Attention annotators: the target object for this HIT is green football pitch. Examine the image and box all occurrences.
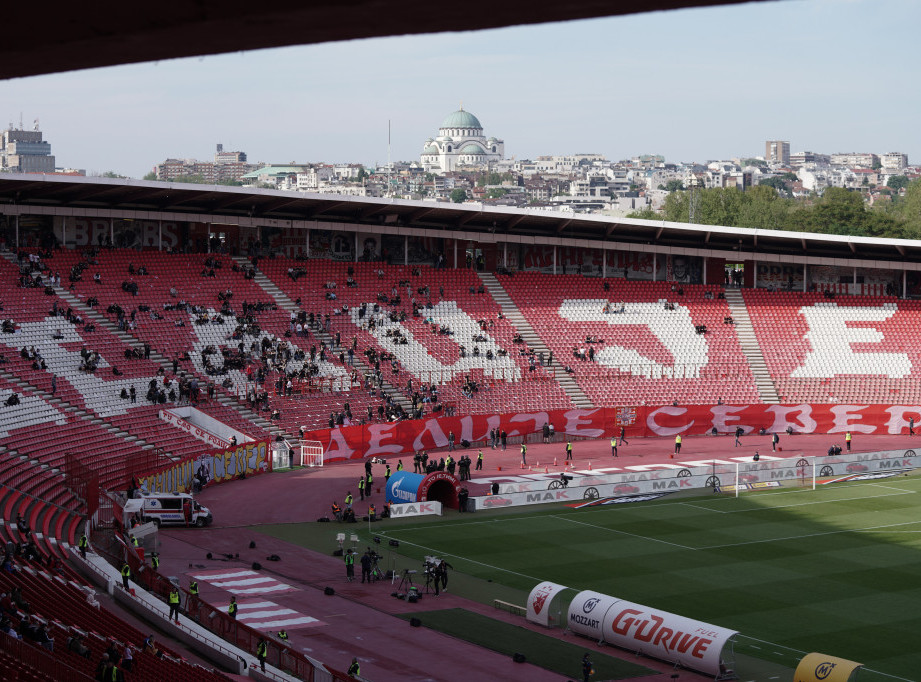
[370,476,921,679]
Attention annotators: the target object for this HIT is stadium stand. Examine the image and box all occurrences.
[743,288,921,404]
[259,258,574,415]
[498,272,761,406]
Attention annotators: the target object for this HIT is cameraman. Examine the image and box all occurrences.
[360,549,373,584]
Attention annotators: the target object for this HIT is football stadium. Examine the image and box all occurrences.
[2,3,921,682]
[2,173,921,682]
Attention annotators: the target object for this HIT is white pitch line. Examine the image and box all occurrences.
[551,515,697,551]
[698,520,921,550]
[384,537,545,583]
[678,502,727,514]
[716,489,916,514]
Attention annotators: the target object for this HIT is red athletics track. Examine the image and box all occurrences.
[155,432,913,681]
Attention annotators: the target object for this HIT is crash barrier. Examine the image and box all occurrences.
[472,448,921,508]
[304,404,921,461]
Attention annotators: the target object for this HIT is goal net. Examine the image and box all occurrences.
[300,440,324,467]
[719,454,816,496]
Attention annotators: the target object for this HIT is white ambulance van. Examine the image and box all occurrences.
[129,492,213,527]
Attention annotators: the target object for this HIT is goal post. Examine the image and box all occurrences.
[724,454,816,496]
[300,440,324,467]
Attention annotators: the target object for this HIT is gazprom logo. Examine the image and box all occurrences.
[391,479,415,502]
[815,662,836,679]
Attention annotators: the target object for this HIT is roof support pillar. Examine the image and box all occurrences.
[404,235,409,266]
[602,248,606,279]
[803,263,808,293]
[503,242,508,268]
[110,217,114,247]
[158,220,162,251]
[553,245,557,276]
[652,252,656,282]
[903,269,907,299]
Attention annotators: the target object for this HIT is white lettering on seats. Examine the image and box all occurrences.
[351,300,520,383]
[791,303,910,378]
[557,300,708,378]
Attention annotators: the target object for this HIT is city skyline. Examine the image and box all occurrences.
[0,0,917,179]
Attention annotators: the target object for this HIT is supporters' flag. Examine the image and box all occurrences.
[615,407,637,426]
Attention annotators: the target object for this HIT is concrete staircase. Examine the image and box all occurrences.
[723,288,781,404]
[232,256,414,416]
[476,271,593,408]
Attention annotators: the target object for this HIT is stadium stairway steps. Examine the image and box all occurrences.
[723,288,780,404]
[477,271,593,408]
[234,255,415,416]
[0,364,173,466]
[53,279,288,443]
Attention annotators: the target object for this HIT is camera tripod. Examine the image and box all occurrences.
[398,569,417,593]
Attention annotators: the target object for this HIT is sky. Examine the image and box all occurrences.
[0,0,917,179]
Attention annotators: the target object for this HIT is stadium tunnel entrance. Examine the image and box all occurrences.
[419,471,461,509]
[423,478,459,509]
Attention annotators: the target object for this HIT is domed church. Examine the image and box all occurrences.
[420,107,504,174]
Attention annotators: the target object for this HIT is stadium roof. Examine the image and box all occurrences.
[2,173,921,266]
[0,1,774,81]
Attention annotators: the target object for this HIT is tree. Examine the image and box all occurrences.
[887,175,910,191]
[625,207,659,219]
[664,179,684,192]
[170,174,208,184]
[356,168,368,182]
[101,170,126,178]
[759,177,791,197]
[217,178,243,186]
[484,188,509,199]
[450,188,467,203]
[143,171,158,181]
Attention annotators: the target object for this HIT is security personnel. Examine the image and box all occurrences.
[78,533,89,559]
[168,587,181,621]
[331,501,343,521]
[565,440,573,460]
[150,552,160,570]
[130,535,139,548]
[520,442,527,467]
[846,431,852,451]
[385,464,391,483]
[345,492,353,510]
[358,477,365,501]
[277,630,288,642]
[344,549,355,581]
[188,579,199,612]
[348,657,360,678]
[228,595,238,619]
[366,473,373,497]
[610,437,618,458]
[121,562,131,590]
[674,434,682,455]
[396,459,403,471]
[256,638,268,672]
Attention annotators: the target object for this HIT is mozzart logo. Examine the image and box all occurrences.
[583,598,601,614]
[815,662,837,679]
